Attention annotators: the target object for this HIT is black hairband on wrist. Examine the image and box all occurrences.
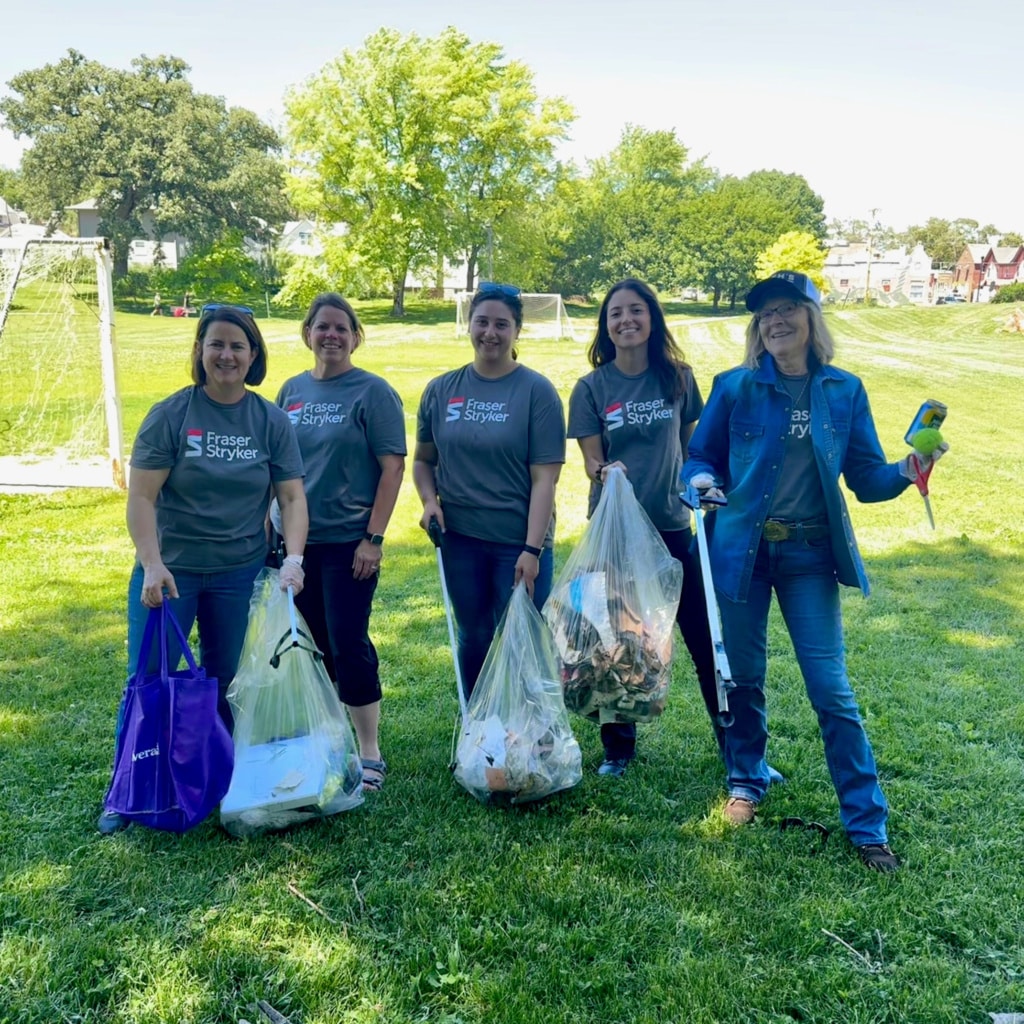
[522,544,543,557]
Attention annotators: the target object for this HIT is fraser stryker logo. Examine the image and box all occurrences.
[446,397,465,422]
[286,402,303,426]
[185,429,203,456]
[605,402,624,430]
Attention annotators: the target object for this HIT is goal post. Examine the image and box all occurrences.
[455,291,577,341]
[0,237,125,490]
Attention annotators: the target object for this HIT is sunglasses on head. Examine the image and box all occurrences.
[477,281,521,299]
[201,303,255,317]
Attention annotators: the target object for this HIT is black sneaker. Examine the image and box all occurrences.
[97,810,130,835]
[857,843,900,873]
[597,758,630,778]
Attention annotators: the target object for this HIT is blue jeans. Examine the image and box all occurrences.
[126,554,266,727]
[716,536,889,846]
[441,530,553,698]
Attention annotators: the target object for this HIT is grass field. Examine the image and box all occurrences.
[1,300,1023,1023]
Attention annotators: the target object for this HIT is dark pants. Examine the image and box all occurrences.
[441,530,554,699]
[294,540,381,707]
[601,528,718,761]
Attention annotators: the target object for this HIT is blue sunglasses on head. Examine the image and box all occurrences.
[477,281,521,298]
[201,303,255,317]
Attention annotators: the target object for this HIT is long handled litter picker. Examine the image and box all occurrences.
[427,519,471,765]
[680,484,734,729]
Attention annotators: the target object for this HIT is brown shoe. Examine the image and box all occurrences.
[857,843,900,873]
[723,797,757,825]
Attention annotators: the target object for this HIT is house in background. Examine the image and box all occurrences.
[823,240,936,305]
[953,243,1024,301]
[67,198,189,269]
[0,197,71,245]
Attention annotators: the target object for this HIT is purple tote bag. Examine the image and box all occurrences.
[103,599,234,832]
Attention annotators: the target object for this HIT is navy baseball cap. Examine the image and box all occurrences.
[745,271,822,312]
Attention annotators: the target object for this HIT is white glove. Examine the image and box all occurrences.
[690,472,717,490]
[279,556,305,595]
[899,441,949,480]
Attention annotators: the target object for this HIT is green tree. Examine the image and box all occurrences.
[1,50,290,277]
[285,27,573,316]
[900,217,983,267]
[756,231,827,292]
[744,169,827,240]
[167,232,260,305]
[679,173,822,310]
[0,166,29,214]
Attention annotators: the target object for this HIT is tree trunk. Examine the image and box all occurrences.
[728,288,737,310]
[712,284,721,311]
[465,245,479,292]
[390,276,406,317]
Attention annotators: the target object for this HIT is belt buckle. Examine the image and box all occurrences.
[763,521,789,542]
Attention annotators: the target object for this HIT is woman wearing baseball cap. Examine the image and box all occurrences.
[682,270,947,872]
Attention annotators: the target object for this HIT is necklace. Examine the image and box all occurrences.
[780,373,809,407]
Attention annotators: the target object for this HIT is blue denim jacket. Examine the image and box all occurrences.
[684,357,910,602]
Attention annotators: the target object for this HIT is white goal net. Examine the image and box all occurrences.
[455,291,577,341]
[0,237,124,490]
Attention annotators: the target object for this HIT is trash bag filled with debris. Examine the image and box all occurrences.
[454,583,583,805]
[220,569,363,836]
[543,468,682,724]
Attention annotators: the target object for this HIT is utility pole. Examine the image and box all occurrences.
[864,207,880,304]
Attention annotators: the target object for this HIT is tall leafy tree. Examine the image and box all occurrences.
[285,27,574,316]
[1,50,289,277]
[586,126,716,293]
[679,172,824,309]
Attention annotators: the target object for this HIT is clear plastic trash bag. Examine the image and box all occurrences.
[454,583,583,805]
[220,569,363,836]
[543,467,683,724]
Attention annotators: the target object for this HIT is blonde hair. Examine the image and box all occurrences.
[742,299,835,370]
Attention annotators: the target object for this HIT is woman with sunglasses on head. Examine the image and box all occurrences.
[98,304,307,834]
[682,271,948,872]
[274,294,405,794]
[569,278,724,778]
[414,283,565,698]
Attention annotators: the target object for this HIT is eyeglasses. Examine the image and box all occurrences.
[201,303,255,317]
[755,301,799,325]
[477,281,521,299]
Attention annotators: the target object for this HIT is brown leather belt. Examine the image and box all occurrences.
[762,520,830,542]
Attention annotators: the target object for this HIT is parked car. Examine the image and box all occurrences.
[937,294,966,305]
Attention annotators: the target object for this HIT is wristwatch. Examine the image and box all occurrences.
[364,532,385,545]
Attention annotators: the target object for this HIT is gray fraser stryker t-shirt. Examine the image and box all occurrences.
[416,363,565,546]
[568,363,704,531]
[131,386,304,572]
[276,368,407,545]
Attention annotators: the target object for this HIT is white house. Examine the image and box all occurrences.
[824,240,936,305]
[67,199,188,269]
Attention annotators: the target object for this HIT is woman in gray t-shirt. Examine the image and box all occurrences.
[98,305,308,834]
[276,293,406,794]
[567,279,716,778]
[414,285,565,698]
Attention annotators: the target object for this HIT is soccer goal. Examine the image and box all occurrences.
[455,291,577,341]
[0,237,125,490]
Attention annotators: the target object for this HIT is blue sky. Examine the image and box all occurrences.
[2,0,1020,232]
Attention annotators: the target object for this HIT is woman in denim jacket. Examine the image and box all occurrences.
[683,271,947,872]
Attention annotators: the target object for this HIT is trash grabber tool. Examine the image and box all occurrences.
[680,484,734,728]
[427,518,470,732]
[908,455,936,529]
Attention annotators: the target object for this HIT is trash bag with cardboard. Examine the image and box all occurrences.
[220,569,363,836]
[542,467,683,724]
[454,582,582,805]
